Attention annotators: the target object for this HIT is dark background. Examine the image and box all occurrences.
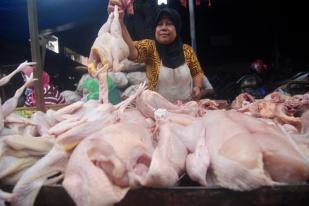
[0,0,308,100]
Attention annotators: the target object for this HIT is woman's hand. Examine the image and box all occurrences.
[108,0,125,23]
[192,86,202,100]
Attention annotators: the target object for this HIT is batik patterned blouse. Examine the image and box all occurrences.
[134,39,204,90]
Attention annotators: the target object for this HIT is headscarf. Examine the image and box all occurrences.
[21,66,50,87]
[154,7,185,69]
[21,66,65,107]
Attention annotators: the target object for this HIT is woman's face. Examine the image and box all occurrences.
[155,15,177,45]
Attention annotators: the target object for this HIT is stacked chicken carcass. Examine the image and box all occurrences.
[1,61,308,206]
[1,6,309,206]
[1,66,309,206]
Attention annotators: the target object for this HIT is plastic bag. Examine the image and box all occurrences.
[108,72,128,89]
[83,78,99,101]
[126,72,147,85]
[82,76,121,104]
[107,75,122,104]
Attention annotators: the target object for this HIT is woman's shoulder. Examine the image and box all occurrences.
[182,44,196,60]
[135,39,155,47]
[182,43,194,52]
[134,39,157,54]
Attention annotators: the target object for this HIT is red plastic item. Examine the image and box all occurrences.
[179,0,212,8]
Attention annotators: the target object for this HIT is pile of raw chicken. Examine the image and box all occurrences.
[1,5,309,206]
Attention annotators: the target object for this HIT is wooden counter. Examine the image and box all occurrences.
[1,184,309,206]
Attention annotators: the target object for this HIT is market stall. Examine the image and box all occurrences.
[1,1,309,206]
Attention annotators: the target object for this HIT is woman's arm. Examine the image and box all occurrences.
[183,44,205,100]
[192,73,203,100]
[200,74,215,98]
[121,23,138,60]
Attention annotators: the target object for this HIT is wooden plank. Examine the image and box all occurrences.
[119,186,309,206]
[1,185,309,206]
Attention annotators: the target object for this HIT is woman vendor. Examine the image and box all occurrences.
[108,0,213,102]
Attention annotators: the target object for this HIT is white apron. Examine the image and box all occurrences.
[157,62,193,102]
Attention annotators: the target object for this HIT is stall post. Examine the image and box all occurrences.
[27,0,46,112]
[188,0,197,51]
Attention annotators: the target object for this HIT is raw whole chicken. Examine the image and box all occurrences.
[88,5,129,73]
[203,110,309,190]
[63,122,153,206]
[232,93,308,131]
[9,145,69,206]
[0,61,37,132]
[141,108,210,187]
[0,61,35,87]
[136,90,199,118]
[2,73,37,118]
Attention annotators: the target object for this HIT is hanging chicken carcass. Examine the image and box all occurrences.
[88,5,129,73]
